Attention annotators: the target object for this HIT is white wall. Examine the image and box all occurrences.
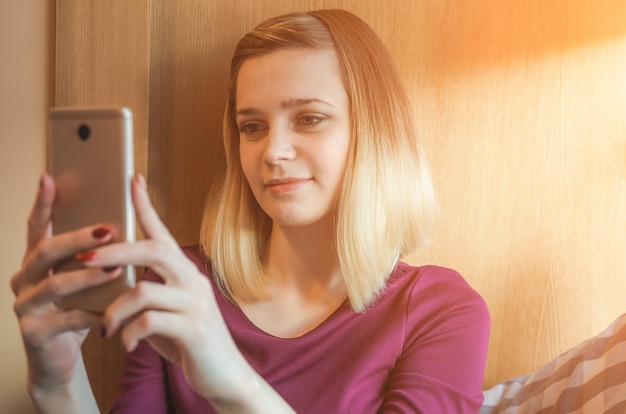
[0,1,50,412]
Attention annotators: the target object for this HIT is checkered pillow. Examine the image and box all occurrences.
[481,313,626,413]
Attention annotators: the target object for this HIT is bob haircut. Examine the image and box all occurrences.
[200,9,436,312]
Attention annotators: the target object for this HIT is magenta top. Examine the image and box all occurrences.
[109,247,490,413]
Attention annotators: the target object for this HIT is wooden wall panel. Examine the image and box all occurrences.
[55,0,626,409]
[402,2,626,386]
[54,1,150,411]
[55,0,150,174]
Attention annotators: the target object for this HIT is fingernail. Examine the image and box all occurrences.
[103,266,119,273]
[137,173,147,190]
[92,225,111,239]
[39,174,45,189]
[76,251,96,262]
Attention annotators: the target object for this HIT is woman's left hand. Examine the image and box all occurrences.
[79,175,251,403]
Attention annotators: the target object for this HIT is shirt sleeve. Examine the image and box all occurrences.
[381,266,491,413]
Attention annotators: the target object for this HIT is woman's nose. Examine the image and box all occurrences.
[262,124,296,164]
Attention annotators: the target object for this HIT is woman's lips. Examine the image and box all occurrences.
[265,178,311,194]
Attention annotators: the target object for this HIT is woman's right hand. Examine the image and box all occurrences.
[10,173,120,408]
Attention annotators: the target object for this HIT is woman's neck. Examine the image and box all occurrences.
[264,217,344,299]
[236,217,347,339]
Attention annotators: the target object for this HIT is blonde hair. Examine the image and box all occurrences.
[200,9,436,312]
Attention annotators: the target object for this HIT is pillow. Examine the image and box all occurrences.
[481,313,626,413]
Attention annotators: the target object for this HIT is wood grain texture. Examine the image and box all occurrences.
[54,1,150,411]
[55,0,150,175]
[402,2,626,387]
[55,0,626,406]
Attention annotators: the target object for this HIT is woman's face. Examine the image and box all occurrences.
[236,48,350,228]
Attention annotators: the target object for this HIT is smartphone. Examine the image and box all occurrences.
[48,106,136,313]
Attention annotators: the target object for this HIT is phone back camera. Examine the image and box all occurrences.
[78,124,90,141]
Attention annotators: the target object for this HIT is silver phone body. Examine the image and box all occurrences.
[48,107,136,312]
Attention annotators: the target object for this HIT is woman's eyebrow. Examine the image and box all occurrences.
[236,98,336,117]
[236,107,261,117]
[281,98,335,109]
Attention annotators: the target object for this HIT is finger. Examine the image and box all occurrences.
[17,224,115,290]
[76,239,196,286]
[120,309,231,358]
[13,267,122,317]
[20,310,102,349]
[103,280,189,337]
[119,310,188,353]
[26,173,56,253]
[132,174,177,247]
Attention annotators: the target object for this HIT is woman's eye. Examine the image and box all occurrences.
[238,123,266,137]
[298,115,325,127]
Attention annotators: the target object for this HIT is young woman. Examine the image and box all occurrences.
[11,9,490,413]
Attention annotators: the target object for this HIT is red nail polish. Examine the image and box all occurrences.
[103,266,119,273]
[76,251,96,262]
[92,225,111,239]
